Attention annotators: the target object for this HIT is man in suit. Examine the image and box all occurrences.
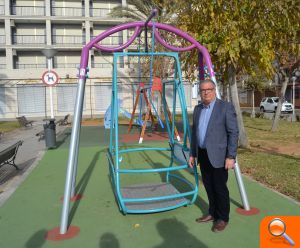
[189,79,239,232]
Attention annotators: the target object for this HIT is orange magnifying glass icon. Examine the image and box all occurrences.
[268,218,295,246]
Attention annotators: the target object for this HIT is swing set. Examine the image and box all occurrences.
[128,73,181,144]
[58,9,251,235]
[127,20,181,144]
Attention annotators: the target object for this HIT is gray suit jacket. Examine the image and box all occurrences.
[190,98,239,168]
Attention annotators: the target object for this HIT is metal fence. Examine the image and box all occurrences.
[11,6,46,16]
[12,35,46,45]
[89,8,111,17]
[51,7,84,17]
[52,35,85,45]
[0,81,195,120]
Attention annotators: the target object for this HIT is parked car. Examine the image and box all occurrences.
[259,97,294,113]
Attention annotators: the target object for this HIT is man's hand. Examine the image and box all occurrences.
[189,156,196,168]
[225,158,235,170]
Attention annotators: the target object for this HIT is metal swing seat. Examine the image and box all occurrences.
[107,51,198,214]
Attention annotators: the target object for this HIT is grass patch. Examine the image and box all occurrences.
[82,117,102,121]
[240,116,300,202]
[238,149,300,201]
[0,121,20,132]
[243,116,300,143]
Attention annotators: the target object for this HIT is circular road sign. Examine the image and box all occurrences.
[42,70,59,86]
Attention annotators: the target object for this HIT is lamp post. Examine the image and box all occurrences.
[42,48,58,119]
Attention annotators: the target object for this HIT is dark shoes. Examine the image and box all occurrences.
[196,215,228,232]
[212,220,228,233]
[195,215,215,223]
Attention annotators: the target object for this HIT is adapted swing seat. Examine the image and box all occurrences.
[107,51,198,214]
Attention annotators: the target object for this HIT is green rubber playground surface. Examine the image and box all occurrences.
[0,126,299,248]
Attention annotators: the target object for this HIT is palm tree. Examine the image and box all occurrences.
[110,0,175,22]
[110,0,159,21]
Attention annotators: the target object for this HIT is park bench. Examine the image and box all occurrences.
[35,115,70,141]
[0,140,23,170]
[36,130,45,141]
[16,116,34,127]
[56,114,70,126]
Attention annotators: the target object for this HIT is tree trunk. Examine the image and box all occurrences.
[221,83,226,101]
[250,89,255,118]
[271,76,289,131]
[228,64,249,148]
[227,85,230,102]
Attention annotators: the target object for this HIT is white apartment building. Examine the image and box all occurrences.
[0,0,195,119]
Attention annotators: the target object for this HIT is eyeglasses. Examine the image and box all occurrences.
[200,88,215,93]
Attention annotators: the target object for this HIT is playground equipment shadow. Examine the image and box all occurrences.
[0,126,299,248]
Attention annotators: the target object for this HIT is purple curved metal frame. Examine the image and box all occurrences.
[78,21,215,80]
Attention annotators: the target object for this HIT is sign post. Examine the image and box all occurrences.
[42,70,59,119]
[41,48,58,119]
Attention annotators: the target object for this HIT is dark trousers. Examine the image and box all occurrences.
[198,148,230,222]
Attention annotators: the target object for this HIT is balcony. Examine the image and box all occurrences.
[15,63,46,69]
[91,35,122,46]
[90,8,113,17]
[0,35,5,44]
[91,62,112,68]
[53,63,79,68]
[11,6,45,16]
[12,35,46,45]
[52,7,84,17]
[52,35,85,45]
[0,5,4,15]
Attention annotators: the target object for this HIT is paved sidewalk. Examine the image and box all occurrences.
[0,121,67,206]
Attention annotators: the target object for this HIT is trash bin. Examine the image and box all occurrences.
[44,119,56,148]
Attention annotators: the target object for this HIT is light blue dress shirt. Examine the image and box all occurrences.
[197,98,216,148]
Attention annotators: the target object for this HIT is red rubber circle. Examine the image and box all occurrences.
[236,207,260,216]
[45,226,80,241]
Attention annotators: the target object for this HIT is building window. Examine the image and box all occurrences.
[57,84,86,112]
[94,83,112,112]
[17,85,45,115]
